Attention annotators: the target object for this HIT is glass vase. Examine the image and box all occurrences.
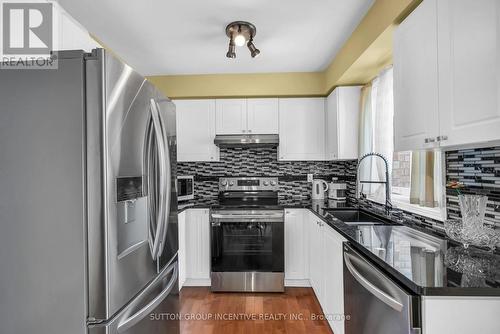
[458,194,487,232]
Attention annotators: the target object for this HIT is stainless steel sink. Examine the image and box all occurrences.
[325,209,389,226]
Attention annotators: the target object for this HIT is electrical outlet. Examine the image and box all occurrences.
[307,174,314,182]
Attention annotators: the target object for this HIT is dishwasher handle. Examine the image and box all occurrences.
[344,249,404,312]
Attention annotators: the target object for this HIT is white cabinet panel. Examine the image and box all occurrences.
[184,209,211,285]
[284,209,309,281]
[54,3,99,52]
[306,211,346,334]
[307,212,324,302]
[175,99,219,162]
[437,0,500,147]
[279,98,326,161]
[178,210,186,289]
[216,99,247,134]
[326,87,361,160]
[393,0,440,151]
[323,227,345,334]
[247,98,279,134]
[422,296,500,334]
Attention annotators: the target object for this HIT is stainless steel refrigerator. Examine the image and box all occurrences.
[0,49,179,334]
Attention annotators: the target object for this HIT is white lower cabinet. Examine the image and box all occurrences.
[178,210,186,289]
[422,296,500,334]
[302,210,346,334]
[179,209,211,287]
[284,209,309,285]
[322,227,346,334]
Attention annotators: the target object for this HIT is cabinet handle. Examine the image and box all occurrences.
[242,130,246,133]
[248,129,252,133]
[424,137,436,144]
[437,135,448,142]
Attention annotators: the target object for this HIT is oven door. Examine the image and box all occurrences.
[210,211,284,273]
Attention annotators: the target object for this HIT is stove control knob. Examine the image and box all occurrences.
[263,181,269,186]
[220,179,228,186]
[270,180,277,186]
[229,181,235,186]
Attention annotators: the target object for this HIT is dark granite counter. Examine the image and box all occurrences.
[178,197,500,297]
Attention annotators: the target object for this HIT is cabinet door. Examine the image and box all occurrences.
[247,98,279,134]
[284,209,308,280]
[185,209,210,281]
[337,87,361,160]
[215,99,247,134]
[437,0,500,147]
[325,90,340,160]
[393,0,440,151]
[178,210,186,289]
[308,213,324,302]
[175,100,219,162]
[326,87,361,160]
[323,227,346,334]
[279,98,326,161]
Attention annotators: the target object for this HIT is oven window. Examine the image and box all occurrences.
[211,222,284,272]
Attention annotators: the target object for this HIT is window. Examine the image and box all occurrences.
[391,151,445,221]
[359,67,445,221]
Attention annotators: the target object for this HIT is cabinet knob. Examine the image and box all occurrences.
[424,137,436,144]
[248,129,252,133]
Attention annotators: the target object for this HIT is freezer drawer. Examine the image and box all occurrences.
[343,243,421,334]
[89,260,179,334]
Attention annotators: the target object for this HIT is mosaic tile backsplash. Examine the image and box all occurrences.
[446,146,500,228]
[178,145,500,230]
[177,147,357,200]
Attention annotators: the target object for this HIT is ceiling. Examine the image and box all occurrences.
[59,0,374,76]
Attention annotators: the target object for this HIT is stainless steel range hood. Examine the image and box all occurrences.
[214,134,279,148]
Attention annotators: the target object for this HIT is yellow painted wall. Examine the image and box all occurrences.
[148,72,325,99]
[145,0,422,99]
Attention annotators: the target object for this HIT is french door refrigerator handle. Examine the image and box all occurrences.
[151,99,172,260]
[117,261,178,333]
[145,117,160,259]
[148,99,167,260]
[344,251,404,312]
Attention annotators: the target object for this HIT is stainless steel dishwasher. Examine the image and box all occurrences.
[343,243,421,334]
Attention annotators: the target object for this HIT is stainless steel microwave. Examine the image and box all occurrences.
[177,175,194,201]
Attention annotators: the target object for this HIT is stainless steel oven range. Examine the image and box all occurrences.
[210,177,284,292]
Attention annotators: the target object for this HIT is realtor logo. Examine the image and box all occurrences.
[1,1,57,69]
[2,2,52,54]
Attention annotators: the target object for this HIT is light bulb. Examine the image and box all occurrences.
[234,34,246,47]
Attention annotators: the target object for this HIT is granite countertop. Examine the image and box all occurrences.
[178,197,500,297]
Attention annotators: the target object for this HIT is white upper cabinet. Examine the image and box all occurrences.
[393,0,440,151]
[326,87,361,160]
[175,99,219,162]
[54,3,99,52]
[246,98,279,134]
[216,98,279,135]
[215,99,247,134]
[394,0,500,151]
[437,0,500,147]
[278,98,326,161]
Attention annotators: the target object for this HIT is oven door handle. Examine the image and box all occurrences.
[344,251,404,312]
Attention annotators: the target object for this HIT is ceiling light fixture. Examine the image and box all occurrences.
[225,21,260,59]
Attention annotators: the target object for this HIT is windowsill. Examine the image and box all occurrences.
[391,194,446,222]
